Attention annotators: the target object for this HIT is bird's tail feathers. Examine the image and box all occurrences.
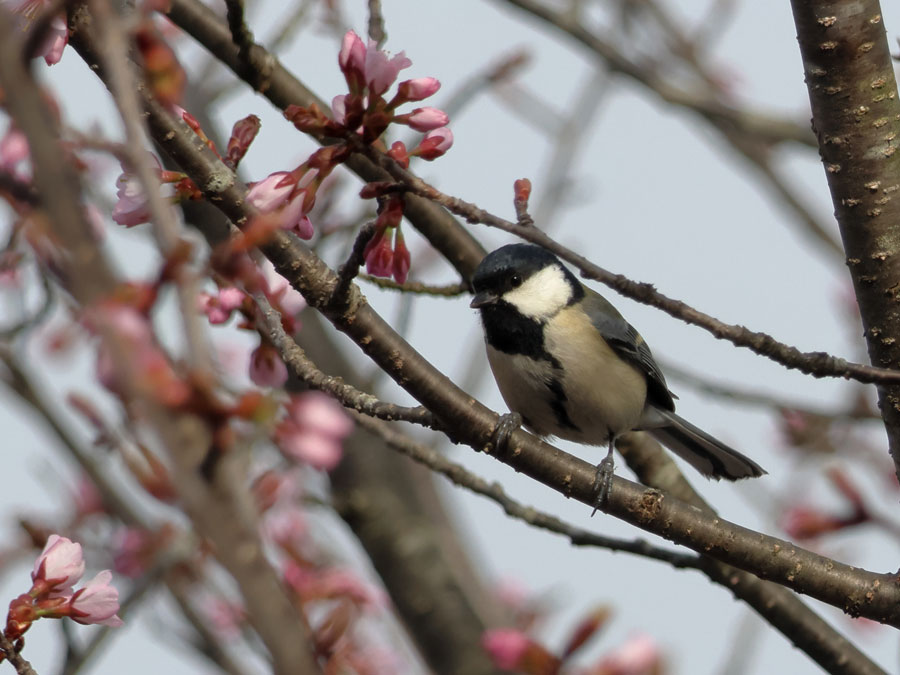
[647,411,766,481]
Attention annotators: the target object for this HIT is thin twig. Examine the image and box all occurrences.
[87,0,213,377]
[331,220,376,305]
[0,630,37,675]
[358,274,469,296]
[254,291,435,427]
[353,412,702,569]
[366,0,386,47]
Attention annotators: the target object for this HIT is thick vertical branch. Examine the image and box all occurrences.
[790,1,900,474]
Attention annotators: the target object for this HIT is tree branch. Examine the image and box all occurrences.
[789,0,900,477]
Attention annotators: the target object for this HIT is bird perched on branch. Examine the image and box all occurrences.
[470,243,765,504]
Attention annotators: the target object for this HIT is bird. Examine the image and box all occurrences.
[469,243,765,502]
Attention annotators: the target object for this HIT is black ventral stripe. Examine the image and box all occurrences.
[481,301,560,367]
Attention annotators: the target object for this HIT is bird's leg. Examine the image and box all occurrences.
[591,437,617,516]
[490,412,523,456]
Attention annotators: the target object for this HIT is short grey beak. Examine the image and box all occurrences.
[469,291,498,309]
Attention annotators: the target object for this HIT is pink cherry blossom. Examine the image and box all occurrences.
[365,40,411,96]
[247,172,314,237]
[331,94,348,125]
[32,535,85,593]
[414,127,453,160]
[401,107,450,132]
[396,77,441,102]
[68,570,123,627]
[246,171,294,212]
[338,30,366,80]
[249,342,288,387]
[392,230,410,284]
[363,228,393,278]
[481,628,531,670]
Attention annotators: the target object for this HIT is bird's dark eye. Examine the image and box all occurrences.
[510,274,522,288]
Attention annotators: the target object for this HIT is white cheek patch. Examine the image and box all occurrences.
[503,265,572,320]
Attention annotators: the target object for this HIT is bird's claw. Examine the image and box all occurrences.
[590,455,616,516]
[491,412,522,455]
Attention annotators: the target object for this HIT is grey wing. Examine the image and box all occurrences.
[582,288,676,411]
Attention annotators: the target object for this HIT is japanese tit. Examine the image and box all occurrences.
[470,243,766,485]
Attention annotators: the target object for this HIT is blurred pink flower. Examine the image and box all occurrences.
[111,155,164,227]
[275,392,352,470]
[69,570,123,627]
[112,527,149,578]
[482,628,531,670]
[32,535,85,593]
[263,506,307,548]
[262,260,307,317]
[594,633,661,675]
[40,14,68,65]
[249,342,289,387]
[198,286,245,324]
[8,2,68,65]
[0,126,29,177]
[288,390,354,438]
[284,562,386,609]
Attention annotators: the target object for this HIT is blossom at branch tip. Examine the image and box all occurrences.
[395,77,441,103]
[68,570,123,626]
[364,228,393,279]
[396,106,450,132]
[364,38,412,96]
[412,127,453,161]
[392,229,410,284]
[249,342,289,388]
[247,172,315,239]
[31,535,85,593]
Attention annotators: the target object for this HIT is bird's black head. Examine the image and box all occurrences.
[470,244,582,319]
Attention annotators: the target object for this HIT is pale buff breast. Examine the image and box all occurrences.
[543,306,648,445]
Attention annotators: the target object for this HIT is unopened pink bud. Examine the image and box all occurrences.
[396,77,441,102]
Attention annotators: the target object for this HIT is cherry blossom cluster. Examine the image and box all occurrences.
[481,595,662,675]
[277,30,454,284]
[3,535,122,659]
